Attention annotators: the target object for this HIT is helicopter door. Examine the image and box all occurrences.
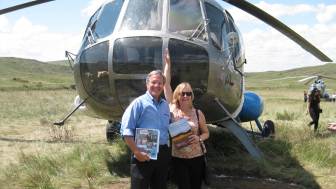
[168,39,209,101]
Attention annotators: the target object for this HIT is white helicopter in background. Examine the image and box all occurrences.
[2,0,332,158]
[299,74,336,101]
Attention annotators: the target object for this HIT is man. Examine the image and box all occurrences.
[332,93,336,103]
[120,70,171,189]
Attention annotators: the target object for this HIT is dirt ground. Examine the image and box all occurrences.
[104,177,301,189]
[202,177,301,189]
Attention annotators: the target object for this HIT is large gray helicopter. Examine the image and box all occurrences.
[2,0,332,158]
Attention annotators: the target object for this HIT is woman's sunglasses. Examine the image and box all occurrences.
[179,92,192,96]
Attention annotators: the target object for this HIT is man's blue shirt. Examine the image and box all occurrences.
[120,91,171,145]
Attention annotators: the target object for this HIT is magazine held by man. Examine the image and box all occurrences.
[168,118,193,150]
[135,128,160,160]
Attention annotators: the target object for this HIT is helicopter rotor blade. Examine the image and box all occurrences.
[264,76,307,82]
[321,76,336,81]
[224,0,332,62]
[0,0,54,15]
[304,77,316,85]
[298,76,317,82]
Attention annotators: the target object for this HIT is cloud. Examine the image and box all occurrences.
[0,16,82,62]
[316,4,336,23]
[81,0,106,17]
[227,1,318,23]
[223,2,335,72]
[0,15,11,33]
[243,22,336,72]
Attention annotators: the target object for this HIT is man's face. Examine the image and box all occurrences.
[146,74,164,100]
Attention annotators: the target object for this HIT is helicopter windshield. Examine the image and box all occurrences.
[92,0,124,39]
[80,0,124,50]
[169,0,204,39]
[120,0,163,31]
[80,41,114,106]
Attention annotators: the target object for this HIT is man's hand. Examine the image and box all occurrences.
[124,136,151,162]
[134,151,151,162]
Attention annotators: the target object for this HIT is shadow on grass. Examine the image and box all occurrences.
[205,127,321,189]
[104,138,132,178]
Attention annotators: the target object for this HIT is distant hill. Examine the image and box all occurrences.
[0,57,73,90]
[47,60,71,66]
[245,63,336,81]
[245,63,336,91]
[0,57,72,77]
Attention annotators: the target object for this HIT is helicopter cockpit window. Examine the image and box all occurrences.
[204,3,224,50]
[113,37,162,74]
[80,7,101,50]
[80,41,114,106]
[168,39,209,100]
[227,16,244,62]
[91,0,124,39]
[169,0,205,40]
[120,0,163,31]
[115,79,147,110]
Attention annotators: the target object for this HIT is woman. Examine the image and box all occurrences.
[305,88,321,130]
[164,48,209,189]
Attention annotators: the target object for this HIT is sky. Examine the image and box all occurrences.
[0,0,335,72]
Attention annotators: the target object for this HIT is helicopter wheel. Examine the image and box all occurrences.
[106,120,121,142]
[264,120,275,138]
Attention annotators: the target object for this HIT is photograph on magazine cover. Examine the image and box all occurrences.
[135,128,160,159]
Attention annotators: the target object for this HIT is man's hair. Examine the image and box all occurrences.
[146,70,166,85]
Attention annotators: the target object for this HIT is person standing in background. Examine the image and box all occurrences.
[305,88,321,131]
[304,91,307,103]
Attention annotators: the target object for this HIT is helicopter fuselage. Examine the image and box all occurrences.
[73,0,246,124]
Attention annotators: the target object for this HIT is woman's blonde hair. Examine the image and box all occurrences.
[172,82,194,109]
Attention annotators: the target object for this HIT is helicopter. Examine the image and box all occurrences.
[265,74,336,101]
[298,74,336,101]
[2,0,332,158]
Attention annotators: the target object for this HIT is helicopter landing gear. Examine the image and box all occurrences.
[263,120,275,138]
[106,120,121,142]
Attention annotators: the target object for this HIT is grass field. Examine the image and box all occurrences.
[0,88,335,189]
[1,59,336,188]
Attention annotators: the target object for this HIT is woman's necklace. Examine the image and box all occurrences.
[180,108,192,118]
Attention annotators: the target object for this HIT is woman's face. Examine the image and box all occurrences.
[177,86,192,107]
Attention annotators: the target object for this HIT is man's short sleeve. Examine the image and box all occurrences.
[120,100,141,139]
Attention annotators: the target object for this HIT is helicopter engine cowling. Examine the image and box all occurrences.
[238,92,263,122]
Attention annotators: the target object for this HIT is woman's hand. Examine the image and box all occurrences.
[163,48,173,105]
[164,48,171,65]
[305,110,308,115]
[188,135,200,144]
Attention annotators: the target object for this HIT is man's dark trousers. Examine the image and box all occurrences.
[130,145,170,189]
